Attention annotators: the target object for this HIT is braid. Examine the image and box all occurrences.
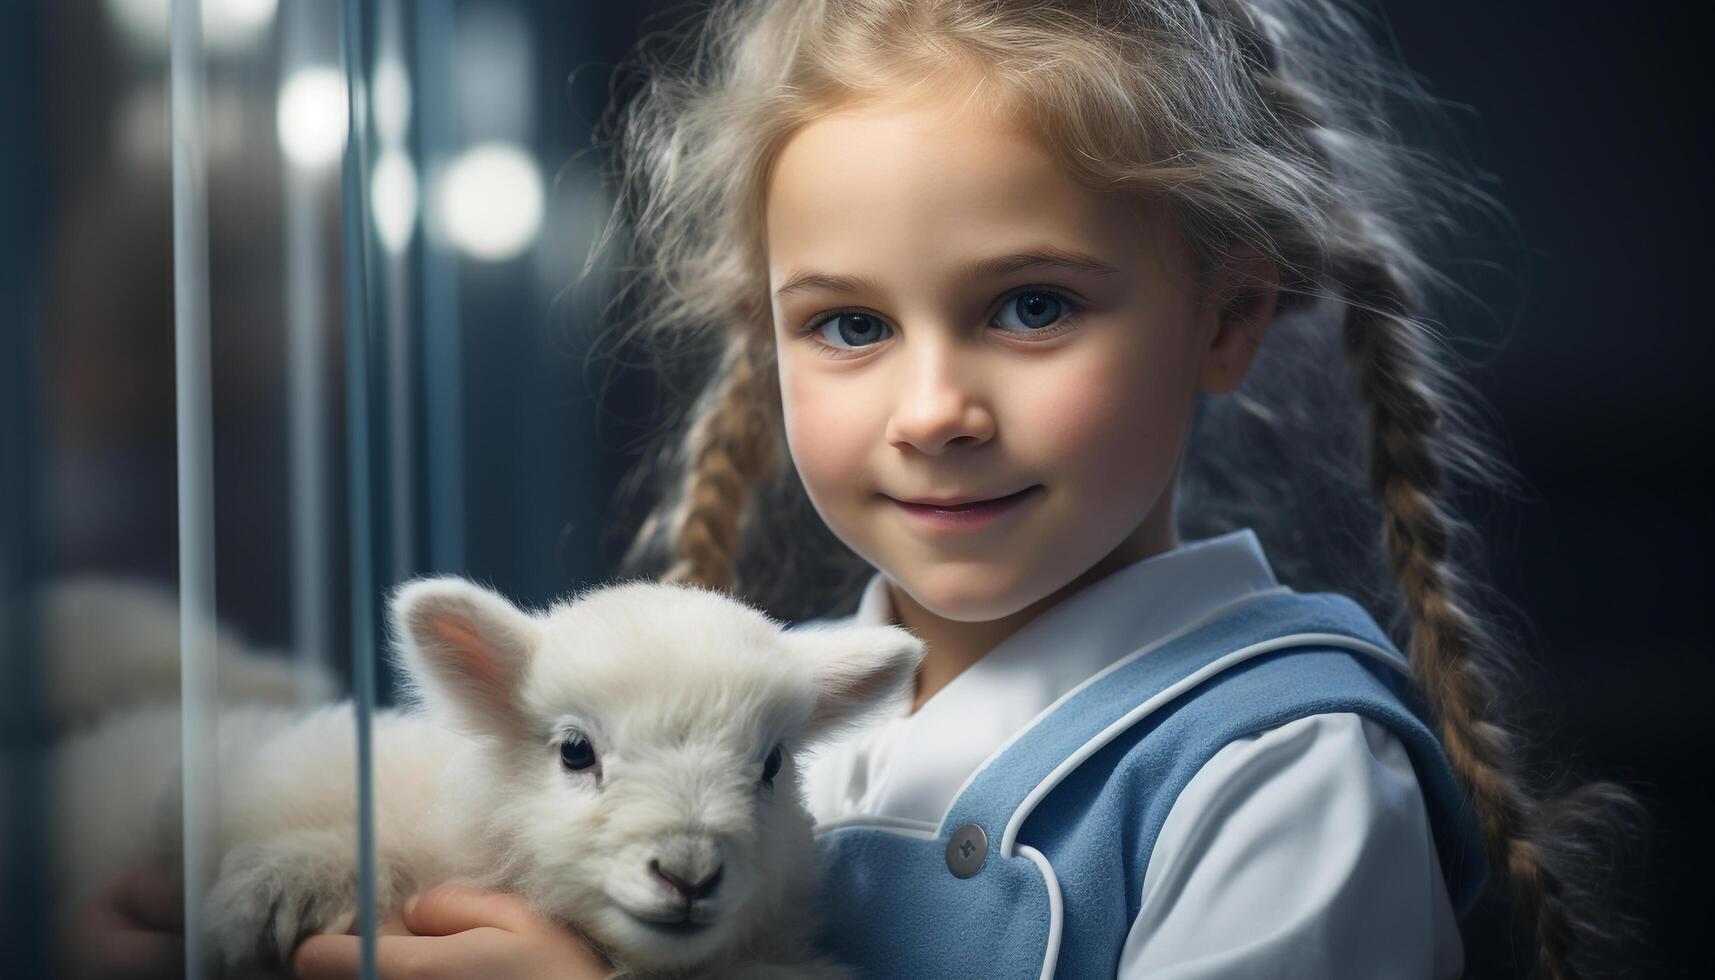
[1241,17,1653,980]
[1337,249,1583,978]
[658,329,782,593]
[1229,12,1649,976]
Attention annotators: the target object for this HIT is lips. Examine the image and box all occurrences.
[892,486,1037,508]
[886,485,1043,533]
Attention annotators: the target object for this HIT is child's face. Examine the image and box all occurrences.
[765,90,1228,623]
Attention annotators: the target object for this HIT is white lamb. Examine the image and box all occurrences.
[52,576,923,978]
[38,575,337,729]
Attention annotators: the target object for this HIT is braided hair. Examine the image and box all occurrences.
[594,1,1649,974]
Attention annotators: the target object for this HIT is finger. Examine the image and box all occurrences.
[293,933,469,980]
[402,883,539,937]
[291,933,360,980]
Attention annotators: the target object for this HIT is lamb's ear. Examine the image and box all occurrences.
[790,624,924,743]
[390,577,539,737]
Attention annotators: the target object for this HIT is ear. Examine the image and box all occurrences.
[389,576,540,737]
[789,624,925,743]
[1197,244,1279,395]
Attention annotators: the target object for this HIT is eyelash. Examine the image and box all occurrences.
[795,287,1084,359]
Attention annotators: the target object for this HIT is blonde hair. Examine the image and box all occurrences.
[588,1,1648,975]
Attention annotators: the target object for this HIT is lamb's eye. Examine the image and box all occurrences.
[560,734,598,772]
[761,744,784,785]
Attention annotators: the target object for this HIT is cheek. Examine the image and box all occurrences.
[513,772,608,873]
[1013,336,1196,520]
[779,363,878,505]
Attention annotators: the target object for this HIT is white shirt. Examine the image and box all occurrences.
[801,529,1463,979]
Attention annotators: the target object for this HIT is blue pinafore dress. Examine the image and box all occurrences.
[812,591,1489,979]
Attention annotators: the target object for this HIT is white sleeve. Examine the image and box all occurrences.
[1116,712,1464,980]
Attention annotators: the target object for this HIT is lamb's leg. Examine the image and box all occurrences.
[202,829,412,970]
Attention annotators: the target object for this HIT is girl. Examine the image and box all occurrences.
[296,0,1642,977]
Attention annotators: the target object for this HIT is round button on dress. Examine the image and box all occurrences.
[945,822,988,878]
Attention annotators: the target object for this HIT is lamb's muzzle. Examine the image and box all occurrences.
[650,856,724,904]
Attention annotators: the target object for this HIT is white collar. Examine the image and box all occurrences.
[807,528,1286,827]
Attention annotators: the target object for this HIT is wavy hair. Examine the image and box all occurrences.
[585,1,1650,975]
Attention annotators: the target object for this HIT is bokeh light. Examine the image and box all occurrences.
[276,67,347,170]
[104,0,278,53]
[372,59,412,147]
[372,150,419,254]
[435,143,544,262]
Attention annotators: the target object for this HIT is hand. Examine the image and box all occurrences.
[292,884,612,980]
[64,865,185,980]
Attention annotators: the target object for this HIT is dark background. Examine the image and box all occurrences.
[3,1,1706,976]
[1381,4,1708,975]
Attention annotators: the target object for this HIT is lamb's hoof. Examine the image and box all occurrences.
[203,838,359,970]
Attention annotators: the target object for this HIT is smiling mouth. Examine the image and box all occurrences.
[891,486,1039,508]
[886,485,1043,531]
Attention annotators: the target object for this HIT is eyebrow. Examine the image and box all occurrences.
[772,246,1120,300]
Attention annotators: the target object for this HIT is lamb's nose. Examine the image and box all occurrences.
[650,859,723,902]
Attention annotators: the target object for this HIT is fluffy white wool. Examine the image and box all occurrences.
[52,577,922,978]
[40,576,336,729]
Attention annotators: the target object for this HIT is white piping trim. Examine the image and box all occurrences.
[937,586,1293,832]
[1017,844,1063,980]
[812,814,939,839]
[999,632,1407,856]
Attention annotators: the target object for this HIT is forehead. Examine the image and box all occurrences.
[764,93,1151,289]
[527,587,816,736]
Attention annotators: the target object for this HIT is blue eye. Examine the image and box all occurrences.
[812,312,891,350]
[761,744,783,785]
[802,288,1079,353]
[560,733,598,771]
[993,290,1075,333]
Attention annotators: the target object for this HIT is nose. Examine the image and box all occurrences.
[650,859,723,903]
[884,339,996,454]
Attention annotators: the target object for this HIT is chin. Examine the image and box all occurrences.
[899,570,1041,623]
[930,597,1032,623]
[592,905,736,970]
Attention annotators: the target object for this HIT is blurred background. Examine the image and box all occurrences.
[0,0,1704,977]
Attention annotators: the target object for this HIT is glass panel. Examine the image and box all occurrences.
[337,0,382,971]
[11,2,665,976]
[13,1,362,976]
[168,3,220,975]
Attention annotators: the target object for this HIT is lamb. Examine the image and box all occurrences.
[52,576,924,978]
[38,575,336,728]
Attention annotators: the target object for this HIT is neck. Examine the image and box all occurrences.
[890,503,1180,714]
